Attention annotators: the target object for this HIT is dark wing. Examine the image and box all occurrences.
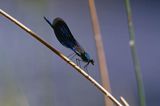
[52,18,77,48]
[44,17,85,54]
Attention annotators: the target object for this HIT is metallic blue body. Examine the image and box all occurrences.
[44,17,94,66]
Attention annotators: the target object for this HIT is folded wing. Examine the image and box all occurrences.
[52,18,85,55]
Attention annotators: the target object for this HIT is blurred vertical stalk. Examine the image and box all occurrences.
[88,0,112,106]
[124,0,146,106]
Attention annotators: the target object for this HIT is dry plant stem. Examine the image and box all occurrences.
[88,0,129,105]
[88,0,112,106]
[0,9,123,106]
[120,97,130,106]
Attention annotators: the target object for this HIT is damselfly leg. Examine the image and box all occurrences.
[76,58,82,68]
[67,52,76,60]
[84,62,90,74]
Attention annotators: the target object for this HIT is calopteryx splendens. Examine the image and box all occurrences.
[44,17,94,68]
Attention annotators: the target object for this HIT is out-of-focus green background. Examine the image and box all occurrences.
[0,0,160,106]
